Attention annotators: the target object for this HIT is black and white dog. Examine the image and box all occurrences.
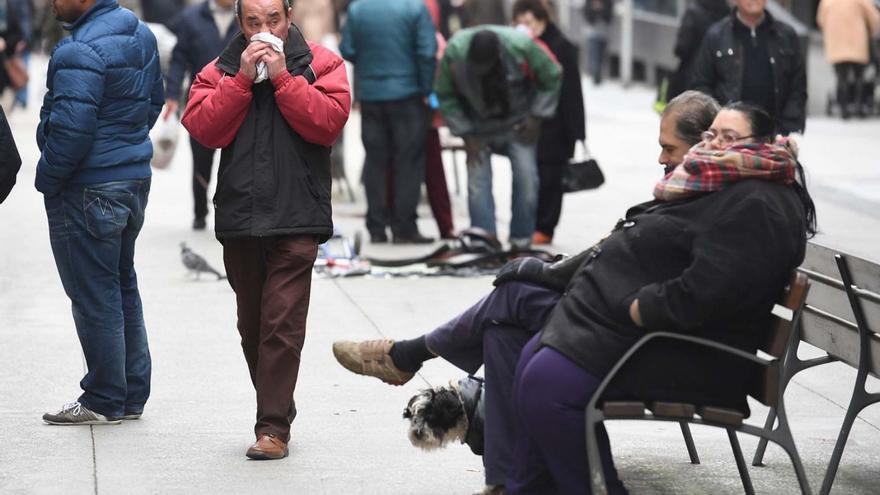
[402,375,485,455]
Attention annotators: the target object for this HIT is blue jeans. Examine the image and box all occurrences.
[45,179,152,418]
[467,134,539,243]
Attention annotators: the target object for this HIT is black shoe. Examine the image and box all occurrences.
[370,232,389,244]
[392,233,435,245]
[193,217,207,230]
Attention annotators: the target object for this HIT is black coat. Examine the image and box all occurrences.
[165,1,239,101]
[537,23,585,163]
[0,108,21,203]
[539,180,807,412]
[689,10,807,134]
[668,0,730,99]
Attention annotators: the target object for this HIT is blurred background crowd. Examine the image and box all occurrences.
[1,0,878,244]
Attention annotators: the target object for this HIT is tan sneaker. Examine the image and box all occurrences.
[332,339,415,385]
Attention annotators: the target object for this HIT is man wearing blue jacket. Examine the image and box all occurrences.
[163,0,239,230]
[37,0,165,425]
[341,0,437,244]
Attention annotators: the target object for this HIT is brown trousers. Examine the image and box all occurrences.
[223,235,318,441]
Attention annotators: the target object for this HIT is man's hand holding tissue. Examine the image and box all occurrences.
[263,46,286,81]
[240,41,269,81]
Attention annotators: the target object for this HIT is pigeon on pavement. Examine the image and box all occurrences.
[180,242,226,280]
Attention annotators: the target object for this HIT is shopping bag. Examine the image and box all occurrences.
[149,114,180,170]
[562,141,604,193]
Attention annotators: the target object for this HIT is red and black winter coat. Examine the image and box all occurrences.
[182,26,350,241]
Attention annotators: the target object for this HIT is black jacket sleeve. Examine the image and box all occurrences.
[687,24,719,96]
[0,108,22,204]
[559,40,586,143]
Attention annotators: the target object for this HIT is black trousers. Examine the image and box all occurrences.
[535,158,565,238]
[360,96,427,238]
[834,62,867,117]
[191,137,217,220]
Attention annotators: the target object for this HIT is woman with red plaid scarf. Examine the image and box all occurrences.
[504,101,817,494]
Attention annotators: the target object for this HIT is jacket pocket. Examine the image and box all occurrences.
[83,189,130,239]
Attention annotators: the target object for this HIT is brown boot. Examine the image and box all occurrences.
[246,433,289,460]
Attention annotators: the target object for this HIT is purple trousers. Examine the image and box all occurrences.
[508,335,627,494]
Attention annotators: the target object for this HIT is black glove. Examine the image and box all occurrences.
[493,248,594,293]
[493,257,549,288]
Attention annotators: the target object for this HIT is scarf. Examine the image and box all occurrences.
[653,137,799,202]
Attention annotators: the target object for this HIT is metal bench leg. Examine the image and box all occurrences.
[728,429,755,495]
[678,422,700,464]
[771,415,813,495]
[819,404,859,495]
[752,407,776,466]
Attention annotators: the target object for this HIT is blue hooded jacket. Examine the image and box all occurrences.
[35,0,164,196]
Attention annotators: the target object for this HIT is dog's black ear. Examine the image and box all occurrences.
[423,388,464,431]
[402,394,419,419]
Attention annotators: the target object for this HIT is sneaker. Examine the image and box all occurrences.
[43,401,122,425]
[331,339,415,385]
[122,411,143,420]
[532,231,552,245]
[509,237,532,251]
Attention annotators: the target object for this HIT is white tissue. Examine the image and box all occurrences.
[250,32,285,83]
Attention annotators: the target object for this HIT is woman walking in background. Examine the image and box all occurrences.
[817,0,880,119]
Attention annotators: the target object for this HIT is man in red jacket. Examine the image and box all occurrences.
[181,0,350,460]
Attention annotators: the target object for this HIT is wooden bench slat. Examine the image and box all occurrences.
[650,402,695,419]
[698,406,745,427]
[801,310,880,378]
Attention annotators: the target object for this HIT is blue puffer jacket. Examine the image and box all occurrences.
[340,0,437,102]
[35,0,165,197]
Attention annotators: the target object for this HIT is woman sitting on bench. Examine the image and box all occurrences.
[506,102,817,494]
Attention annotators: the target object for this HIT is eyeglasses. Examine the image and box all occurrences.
[701,130,754,146]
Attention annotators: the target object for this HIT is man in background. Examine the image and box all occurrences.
[340,0,437,244]
[163,0,239,230]
[689,0,807,135]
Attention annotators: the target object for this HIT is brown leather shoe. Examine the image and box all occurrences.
[246,434,289,460]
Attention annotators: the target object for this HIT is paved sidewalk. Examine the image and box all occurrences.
[2,65,880,494]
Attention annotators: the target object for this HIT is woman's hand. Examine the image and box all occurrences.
[629,299,643,327]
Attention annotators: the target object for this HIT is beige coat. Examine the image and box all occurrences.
[817,0,880,64]
[293,0,337,43]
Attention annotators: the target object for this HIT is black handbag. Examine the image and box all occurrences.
[562,141,604,193]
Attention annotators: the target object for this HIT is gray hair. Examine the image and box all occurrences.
[662,90,720,146]
[235,0,292,19]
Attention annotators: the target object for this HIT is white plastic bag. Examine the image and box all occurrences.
[149,114,180,170]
